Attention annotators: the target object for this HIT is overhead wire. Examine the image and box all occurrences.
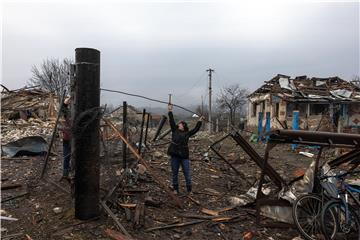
[100,88,203,119]
[100,87,255,134]
[172,71,207,98]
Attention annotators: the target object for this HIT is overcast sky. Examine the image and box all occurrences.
[1,0,359,108]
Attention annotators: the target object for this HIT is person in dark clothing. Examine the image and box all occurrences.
[167,104,203,194]
[59,98,72,178]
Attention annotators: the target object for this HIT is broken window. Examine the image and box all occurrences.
[286,103,307,117]
[286,102,296,117]
[251,103,257,117]
[310,103,328,115]
[298,104,307,117]
[275,102,280,118]
[262,101,266,112]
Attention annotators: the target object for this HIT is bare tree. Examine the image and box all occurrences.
[216,84,249,125]
[29,58,73,96]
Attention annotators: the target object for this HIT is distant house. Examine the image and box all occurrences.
[247,74,360,134]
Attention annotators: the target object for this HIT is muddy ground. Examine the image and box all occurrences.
[1,131,340,240]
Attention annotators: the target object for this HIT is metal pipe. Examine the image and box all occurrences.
[138,109,146,154]
[157,128,171,141]
[231,132,284,188]
[328,149,360,167]
[144,113,150,149]
[272,130,360,147]
[122,101,127,169]
[210,145,250,184]
[152,115,167,141]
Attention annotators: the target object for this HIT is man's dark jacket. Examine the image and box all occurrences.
[167,111,202,159]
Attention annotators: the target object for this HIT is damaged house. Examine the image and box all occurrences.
[1,86,59,156]
[247,74,360,134]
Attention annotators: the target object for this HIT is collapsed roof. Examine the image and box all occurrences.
[1,86,59,145]
[248,74,360,102]
[1,86,59,120]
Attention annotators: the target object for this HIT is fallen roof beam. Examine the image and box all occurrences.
[230,132,285,188]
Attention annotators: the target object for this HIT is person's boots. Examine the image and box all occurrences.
[186,185,192,195]
[173,185,179,195]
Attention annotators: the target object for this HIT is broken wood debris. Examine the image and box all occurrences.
[201,206,237,216]
[103,118,182,208]
[1,87,60,145]
[1,191,29,203]
[40,91,66,179]
[105,228,133,240]
[1,232,24,240]
[145,219,205,232]
[118,203,137,208]
[133,199,145,229]
[100,201,132,238]
[1,183,22,191]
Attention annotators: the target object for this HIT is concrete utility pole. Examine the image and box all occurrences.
[74,48,100,220]
[206,68,214,133]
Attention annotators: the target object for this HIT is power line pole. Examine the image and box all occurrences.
[74,47,101,220]
[206,68,214,133]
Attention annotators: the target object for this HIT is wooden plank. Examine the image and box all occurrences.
[100,201,131,238]
[119,203,137,208]
[1,183,22,190]
[1,191,28,203]
[105,228,133,240]
[145,220,205,232]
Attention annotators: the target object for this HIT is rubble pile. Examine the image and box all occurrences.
[1,87,58,145]
[1,118,55,144]
[1,87,59,120]
[1,86,359,240]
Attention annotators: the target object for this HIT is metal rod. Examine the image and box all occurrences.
[152,115,167,141]
[313,147,323,192]
[210,146,251,185]
[230,131,284,188]
[100,201,131,237]
[40,91,66,179]
[144,113,150,149]
[157,128,171,141]
[122,101,127,169]
[329,149,360,167]
[138,109,146,154]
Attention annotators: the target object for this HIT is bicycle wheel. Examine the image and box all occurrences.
[321,199,360,240]
[293,194,328,240]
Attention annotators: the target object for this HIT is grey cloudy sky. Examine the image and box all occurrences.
[1,0,359,108]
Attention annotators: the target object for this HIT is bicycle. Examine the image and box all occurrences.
[292,166,339,240]
[320,169,360,240]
